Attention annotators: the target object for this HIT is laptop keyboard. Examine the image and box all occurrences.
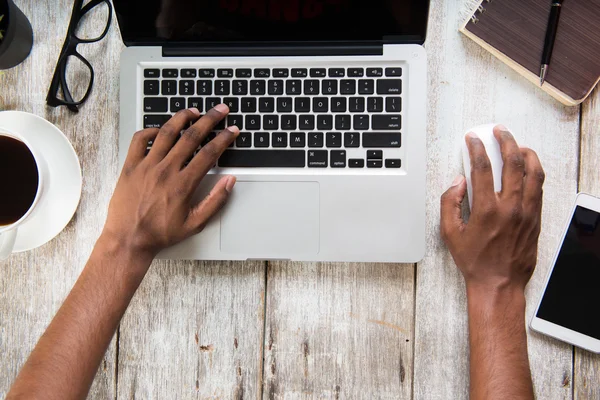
[142,66,403,169]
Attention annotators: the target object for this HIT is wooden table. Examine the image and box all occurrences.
[1,1,599,398]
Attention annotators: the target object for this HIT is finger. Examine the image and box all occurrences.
[185,176,236,234]
[494,125,525,201]
[520,148,545,213]
[466,133,496,210]
[184,126,240,186]
[125,128,159,166]
[147,108,201,162]
[166,104,230,166]
[440,175,468,244]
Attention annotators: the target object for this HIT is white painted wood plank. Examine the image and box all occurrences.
[263,262,415,399]
[414,1,579,399]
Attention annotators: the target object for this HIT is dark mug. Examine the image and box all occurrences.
[0,0,33,70]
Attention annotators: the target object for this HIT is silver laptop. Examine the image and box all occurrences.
[114,1,429,263]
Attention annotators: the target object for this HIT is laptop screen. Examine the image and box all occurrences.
[113,0,430,46]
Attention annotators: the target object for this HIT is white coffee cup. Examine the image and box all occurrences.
[0,127,46,260]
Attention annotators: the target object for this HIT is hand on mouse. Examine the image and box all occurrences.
[440,126,546,293]
[101,105,239,261]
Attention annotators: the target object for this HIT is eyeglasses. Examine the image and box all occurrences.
[46,0,113,113]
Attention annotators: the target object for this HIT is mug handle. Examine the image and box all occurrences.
[0,228,18,260]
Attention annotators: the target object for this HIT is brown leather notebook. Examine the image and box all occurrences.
[460,0,600,105]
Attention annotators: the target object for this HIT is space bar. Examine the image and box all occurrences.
[218,150,306,167]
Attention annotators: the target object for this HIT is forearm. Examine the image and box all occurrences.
[7,235,153,400]
[466,283,534,400]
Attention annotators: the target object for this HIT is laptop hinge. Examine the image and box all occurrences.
[162,44,383,57]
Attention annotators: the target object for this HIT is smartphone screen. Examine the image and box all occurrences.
[536,206,600,340]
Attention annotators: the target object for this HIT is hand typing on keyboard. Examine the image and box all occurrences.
[103,104,239,258]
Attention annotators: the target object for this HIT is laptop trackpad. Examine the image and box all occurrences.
[220,181,320,258]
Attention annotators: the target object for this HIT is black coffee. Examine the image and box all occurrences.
[0,135,39,226]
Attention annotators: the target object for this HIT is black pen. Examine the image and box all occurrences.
[540,0,564,85]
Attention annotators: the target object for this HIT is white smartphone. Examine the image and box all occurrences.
[531,193,600,353]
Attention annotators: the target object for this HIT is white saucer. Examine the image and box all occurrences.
[0,111,82,252]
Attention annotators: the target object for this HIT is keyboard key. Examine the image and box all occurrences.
[329,68,345,77]
[367,160,383,168]
[181,69,197,78]
[386,97,402,112]
[335,115,351,130]
[367,150,383,159]
[363,132,401,148]
[162,69,178,78]
[377,79,402,95]
[310,68,326,77]
[144,69,159,78]
[349,97,365,112]
[144,97,168,112]
[300,115,315,130]
[344,132,360,147]
[215,118,226,130]
[263,115,279,130]
[385,159,401,168]
[331,97,347,112]
[236,132,252,147]
[331,150,346,167]
[367,97,384,112]
[254,132,269,148]
[254,68,270,78]
[385,68,402,77]
[259,97,275,113]
[290,132,305,147]
[340,80,356,95]
[292,68,308,77]
[233,80,248,95]
[187,97,203,111]
[281,115,297,130]
[277,97,293,112]
[220,150,306,167]
[144,80,159,95]
[199,68,215,78]
[268,80,284,95]
[286,80,302,95]
[179,80,194,95]
[353,115,369,130]
[372,115,401,130]
[273,68,289,77]
[206,97,221,110]
[241,97,257,112]
[348,68,364,77]
[313,97,328,112]
[349,158,364,168]
[161,80,177,95]
[308,150,328,168]
[317,115,333,130]
[236,69,252,78]
[304,80,320,95]
[217,68,234,78]
[202,132,217,147]
[251,80,266,95]
[228,115,243,130]
[308,132,323,148]
[197,80,212,95]
[295,97,310,112]
[367,68,383,77]
[272,132,288,148]
[326,132,342,148]
[322,80,338,95]
[245,115,261,130]
[223,97,239,113]
[144,115,170,128]
[215,80,230,95]
[170,97,185,112]
[358,79,374,94]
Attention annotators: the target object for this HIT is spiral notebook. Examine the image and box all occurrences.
[460,0,600,106]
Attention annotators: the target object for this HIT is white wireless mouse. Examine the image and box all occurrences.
[462,124,513,210]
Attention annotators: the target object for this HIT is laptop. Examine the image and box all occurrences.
[113,0,429,263]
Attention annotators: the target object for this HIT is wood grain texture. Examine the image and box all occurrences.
[0,0,122,398]
[575,86,600,400]
[263,262,414,399]
[414,1,580,399]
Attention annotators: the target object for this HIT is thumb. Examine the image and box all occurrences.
[440,175,467,243]
[186,176,236,234]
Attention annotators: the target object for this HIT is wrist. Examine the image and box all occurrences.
[91,232,156,281]
[466,280,526,315]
